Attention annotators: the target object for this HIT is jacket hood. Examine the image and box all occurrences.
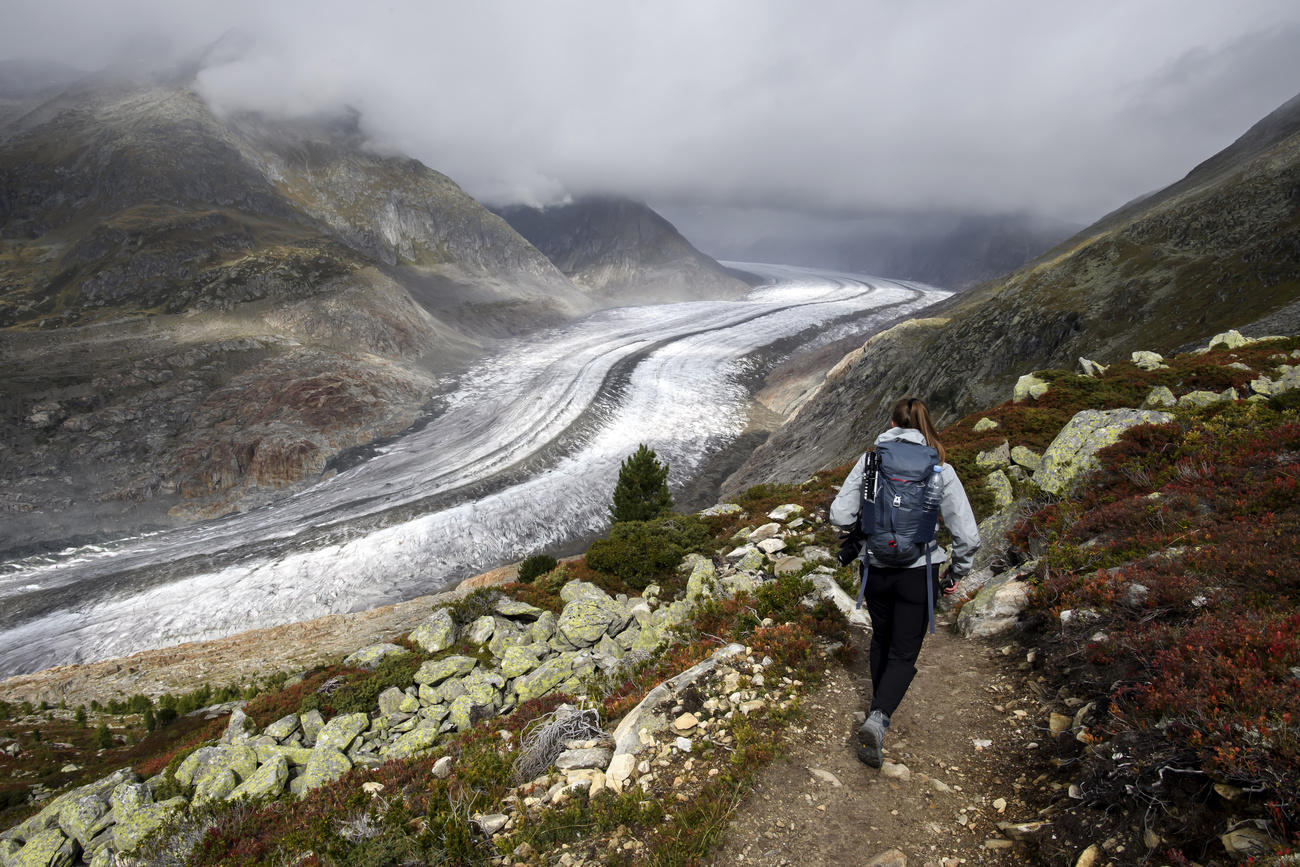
[874,427,928,446]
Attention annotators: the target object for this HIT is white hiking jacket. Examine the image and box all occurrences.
[829,427,982,574]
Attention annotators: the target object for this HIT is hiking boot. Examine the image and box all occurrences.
[857,709,890,768]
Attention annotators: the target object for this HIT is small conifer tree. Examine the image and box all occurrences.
[609,444,673,523]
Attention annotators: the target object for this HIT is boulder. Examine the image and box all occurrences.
[112,797,186,853]
[736,548,765,572]
[957,567,1034,638]
[343,643,410,670]
[1009,445,1042,472]
[465,614,497,645]
[227,754,289,801]
[698,503,743,517]
[756,537,786,556]
[528,610,557,642]
[556,597,629,647]
[57,795,107,847]
[414,655,479,686]
[301,748,352,792]
[556,748,612,771]
[1077,357,1107,377]
[409,608,459,654]
[560,581,612,604]
[221,706,253,744]
[254,744,314,767]
[315,713,370,753]
[1207,329,1249,350]
[263,713,301,741]
[494,598,545,619]
[985,471,1014,511]
[500,645,546,678]
[772,556,807,576]
[767,504,805,522]
[972,416,999,432]
[801,546,833,564]
[378,687,407,717]
[1033,408,1173,495]
[1177,387,1238,409]
[300,710,325,747]
[725,544,756,561]
[685,558,718,603]
[514,655,577,704]
[1013,373,1049,402]
[748,522,782,543]
[382,722,442,760]
[10,828,66,867]
[809,573,870,629]
[488,619,523,659]
[1141,385,1176,408]
[975,441,1011,471]
[1131,350,1167,370]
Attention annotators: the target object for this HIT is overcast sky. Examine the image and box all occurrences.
[3,0,1299,226]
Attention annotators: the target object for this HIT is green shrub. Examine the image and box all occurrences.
[518,553,559,583]
[585,514,709,589]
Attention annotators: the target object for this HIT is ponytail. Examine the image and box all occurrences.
[890,397,946,464]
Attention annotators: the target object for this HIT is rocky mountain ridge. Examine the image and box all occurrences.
[723,88,1300,492]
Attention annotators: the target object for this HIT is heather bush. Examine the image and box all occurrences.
[517,552,558,583]
[584,514,709,589]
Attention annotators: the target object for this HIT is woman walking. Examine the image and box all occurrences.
[830,397,981,767]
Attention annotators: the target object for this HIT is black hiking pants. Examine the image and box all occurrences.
[864,563,939,717]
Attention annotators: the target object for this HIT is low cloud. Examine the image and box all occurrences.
[3,0,1299,225]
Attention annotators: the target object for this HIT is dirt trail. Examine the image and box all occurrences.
[712,617,1044,866]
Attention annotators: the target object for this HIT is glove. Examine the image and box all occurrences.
[939,567,965,595]
[836,532,861,566]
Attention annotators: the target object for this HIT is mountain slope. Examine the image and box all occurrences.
[724,89,1300,492]
[0,71,591,550]
[495,197,752,303]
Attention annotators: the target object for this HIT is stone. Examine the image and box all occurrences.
[1013,373,1050,402]
[488,620,523,659]
[315,713,370,752]
[433,755,454,778]
[263,713,300,741]
[409,608,458,654]
[1077,357,1107,377]
[686,558,718,603]
[1033,409,1173,495]
[254,744,314,767]
[606,753,636,792]
[972,417,999,432]
[985,471,1014,511]
[109,782,152,815]
[473,813,510,835]
[300,709,325,746]
[725,544,755,561]
[1131,350,1167,370]
[1049,713,1073,734]
[384,723,443,759]
[500,645,545,678]
[756,537,786,556]
[772,556,806,576]
[514,655,576,704]
[975,441,1011,471]
[414,655,479,686]
[556,748,613,771]
[675,736,692,752]
[1010,445,1042,472]
[560,580,612,603]
[749,522,783,542]
[343,642,410,670]
[630,622,664,653]
[1221,828,1272,855]
[880,762,910,781]
[1141,385,1177,408]
[112,797,186,853]
[801,545,833,564]
[221,706,252,743]
[863,848,907,867]
[378,686,408,717]
[1177,387,1238,409]
[465,614,497,644]
[674,712,699,731]
[767,504,805,522]
[228,754,289,801]
[699,503,743,516]
[1208,329,1249,350]
[737,548,766,572]
[302,747,352,792]
[557,597,629,647]
[10,828,66,867]
[957,566,1034,638]
[57,795,107,847]
[494,598,545,619]
[529,610,557,642]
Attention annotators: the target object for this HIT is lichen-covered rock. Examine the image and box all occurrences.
[1033,409,1173,495]
[112,797,186,853]
[685,558,718,603]
[461,669,505,708]
[557,597,629,647]
[300,710,325,747]
[227,754,289,801]
[494,598,545,620]
[220,706,253,744]
[1009,445,1042,472]
[488,619,523,659]
[560,581,612,604]
[756,537,786,556]
[748,522,782,542]
[1077,357,1107,377]
[109,782,152,816]
[767,504,805,522]
[315,713,370,753]
[528,609,557,643]
[465,614,497,645]
[801,546,833,564]
[57,794,106,847]
[302,748,352,792]
[556,747,613,771]
[1140,385,1176,408]
[263,713,300,741]
[343,642,410,670]
[1177,387,1238,408]
[972,417,999,432]
[1013,373,1049,402]
[500,644,546,678]
[985,471,1014,511]
[975,441,1011,471]
[409,608,458,654]
[414,655,479,686]
[1207,329,1249,350]
[721,571,762,597]
[253,744,315,767]
[382,722,442,759]
[378,686,408,717]
[12,827,68,867]
[699,503,743,517]
[772,556,806,576]
[174,745,223,788]
[737,548,765,571]
[193,767,239,805]
[1131,350,1167,370]
[957,568,1033,638]
[514,655,576,704]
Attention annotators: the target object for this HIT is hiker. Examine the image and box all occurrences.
[829,396,981,767]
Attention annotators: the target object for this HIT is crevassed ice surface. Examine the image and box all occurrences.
[0,264,948,676]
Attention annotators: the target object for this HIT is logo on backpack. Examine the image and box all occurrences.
[860,440,943,567]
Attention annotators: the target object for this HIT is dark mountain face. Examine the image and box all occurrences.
[0,73,594,549]
[725,90,1300,493]
[495,197,751,303]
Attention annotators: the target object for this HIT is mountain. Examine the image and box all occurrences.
[724,90,1300,492]
[494,197,753,303]
[0,70,592,551]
